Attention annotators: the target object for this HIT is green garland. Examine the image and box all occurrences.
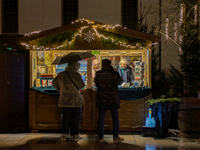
[35,30,147,49]
[100,31,147,49]
[36,30,78,49]
[145,97,181,106]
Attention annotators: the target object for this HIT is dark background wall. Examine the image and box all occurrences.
[0,47,29,132]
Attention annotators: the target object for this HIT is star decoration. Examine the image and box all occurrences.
[83,30,95,43]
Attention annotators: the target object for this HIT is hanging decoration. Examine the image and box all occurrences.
[179,4,184,26]
[165,18,169,40]
[21,18,156,50]
[83,30,95,43]
[179,4,184,54]
[174,23,178,41]
[194,4,197,25]
[179,36,183,54]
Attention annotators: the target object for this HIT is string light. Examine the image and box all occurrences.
[147,42,157,48]
[179,4,184,26]
[174,23,178,41]
[179,36,183,54]
[165,18,169,40]
[23,19,124,37]
[24,30,41,36]
[21,18,151,50]
[194,4,197,25]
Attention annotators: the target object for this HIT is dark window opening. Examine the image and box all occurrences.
[63,0,78,25]
[122,0,138,30]
[2,0,18,33]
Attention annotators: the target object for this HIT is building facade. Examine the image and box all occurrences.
[0,0,199,130]
[0,0,199,70]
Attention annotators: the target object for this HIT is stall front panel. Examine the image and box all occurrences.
[17,19,160,131]
[28,49,152,131]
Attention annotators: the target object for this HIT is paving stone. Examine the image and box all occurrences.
[155,139,181,149]
[133,135,160,148]
[52,138,76,150]
[0,132,199,149]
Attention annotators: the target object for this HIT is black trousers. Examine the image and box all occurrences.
[61,107,80,135]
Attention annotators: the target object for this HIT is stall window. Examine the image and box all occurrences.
[122,0,138,30]
[100,50,147,87]
[1,0,18,33]
[63,0,78,25]
[31,50,148,88]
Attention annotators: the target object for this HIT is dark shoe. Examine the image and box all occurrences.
[61,134,67,141]
[98,138,103,143]
[113,137,124,143]
[71,135,83,140]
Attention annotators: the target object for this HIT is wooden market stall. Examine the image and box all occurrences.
[17,19,160,132]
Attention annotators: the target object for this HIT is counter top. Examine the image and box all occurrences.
[30,86,152,100]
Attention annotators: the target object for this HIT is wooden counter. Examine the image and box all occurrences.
[29,89,151,131]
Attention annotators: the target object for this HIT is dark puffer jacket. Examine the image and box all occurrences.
[94,66,123,109]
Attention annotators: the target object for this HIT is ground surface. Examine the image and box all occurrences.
[0,131,200,150]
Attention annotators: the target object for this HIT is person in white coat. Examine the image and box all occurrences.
[53,61,85,140]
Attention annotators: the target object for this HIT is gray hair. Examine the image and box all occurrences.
[119,59,128,65]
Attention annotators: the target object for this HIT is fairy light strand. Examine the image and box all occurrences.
[174,23,178,41]
[179,4,184,26]
[194,4,197,25]
[22,18,153,50]
[165,18,169,40]
[24,30,41,36]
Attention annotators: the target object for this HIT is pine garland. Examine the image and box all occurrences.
[35,30,147,49]
[101,31,147,48]
[36,31,78,48]
[145,97,181,106]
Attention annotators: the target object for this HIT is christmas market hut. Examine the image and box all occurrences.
[17,19,160,131]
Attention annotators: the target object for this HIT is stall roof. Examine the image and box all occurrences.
[17,19,160,44]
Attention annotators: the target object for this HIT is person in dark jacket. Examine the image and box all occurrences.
[115,59,134,85]
[94,59,124,143]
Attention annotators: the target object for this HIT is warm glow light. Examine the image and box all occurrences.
[24,30,41,36]
[165,18,169,40]
[174,23,178,41]
[194,4,198,25]
[21,18,148,50]
[180,4,184,26]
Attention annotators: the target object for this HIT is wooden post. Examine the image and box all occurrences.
[149,48,152,88]
[29,50,32,88]
[87,50,92,89]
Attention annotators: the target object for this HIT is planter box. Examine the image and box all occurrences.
[151,101,179,138]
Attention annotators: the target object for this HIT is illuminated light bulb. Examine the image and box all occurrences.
[194,4,197,25]
[71,21,74,24]
[123,27,127,29]
[165,18,169,40]
[179,4,184,26]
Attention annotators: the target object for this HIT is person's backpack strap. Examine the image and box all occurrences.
[66,71,79,91]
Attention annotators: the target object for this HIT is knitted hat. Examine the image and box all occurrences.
[102,59,111,67]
